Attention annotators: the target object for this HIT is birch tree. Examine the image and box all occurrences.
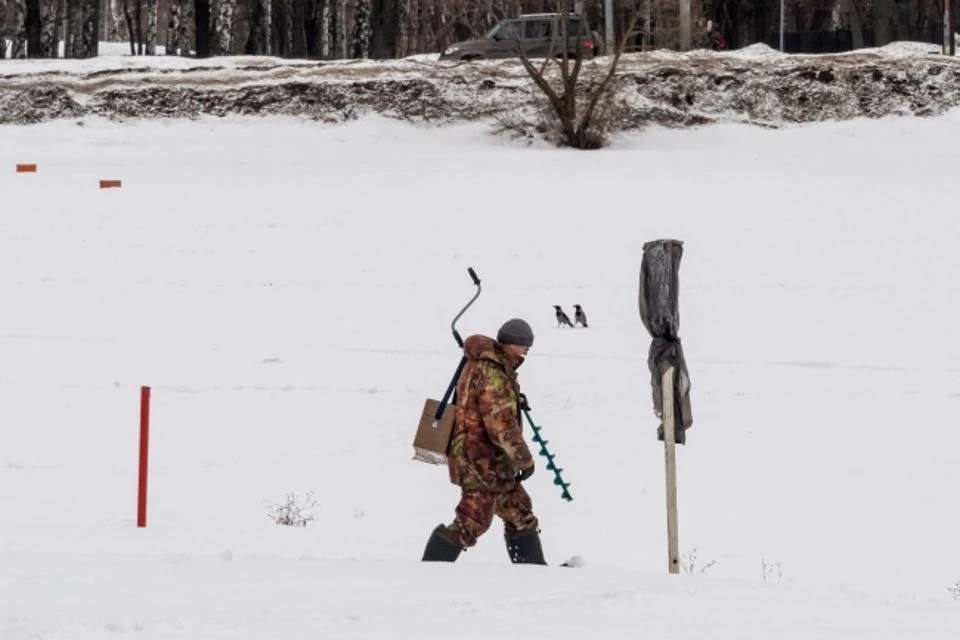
[351,0,371,57]
[146,0,157,54]
[214,0,237,54]
[40,0,56,56]
[108,0,121,40]
[80,0,97,56]
[12,0,26,58]
[167,0,182,53]
[0,0,6,59]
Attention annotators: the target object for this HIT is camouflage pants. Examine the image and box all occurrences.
[446,483,539,548]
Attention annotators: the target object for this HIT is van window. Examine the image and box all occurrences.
[524,20,552,39]
[487,21,521,41]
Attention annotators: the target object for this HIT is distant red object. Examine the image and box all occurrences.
[713,33,727,50]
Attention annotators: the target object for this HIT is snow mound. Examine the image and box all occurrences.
[724,43,789,61]
[1,47,959,129]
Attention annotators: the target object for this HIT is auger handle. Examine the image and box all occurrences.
[452,267,482,348]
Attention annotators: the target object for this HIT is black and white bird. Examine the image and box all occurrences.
[573,304,588,328]
[554,305,574,328]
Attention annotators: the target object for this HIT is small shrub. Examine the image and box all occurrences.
[761,558,792,584]
[680,547,717,576]
[948,581,960,600]
[265,491,318,528]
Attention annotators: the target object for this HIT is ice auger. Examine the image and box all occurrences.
[521,403,573,502]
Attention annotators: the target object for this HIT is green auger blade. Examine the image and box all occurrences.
[521,407,573,502]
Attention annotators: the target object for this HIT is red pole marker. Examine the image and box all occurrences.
[137,386,151,528]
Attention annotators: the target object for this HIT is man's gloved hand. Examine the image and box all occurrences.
[517,465,535,482]
[519,393,531,412]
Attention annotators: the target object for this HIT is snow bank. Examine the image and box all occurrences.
[1,43,959,128]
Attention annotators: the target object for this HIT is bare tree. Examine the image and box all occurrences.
[24,0,40,56]
[194,0,210,56]
[244,0,270,53]
[369,0,396,57]
[107,0,121,40]
[840,0,864,48]
[54,0,66,54]
[350,0,370,57]
[146,0,157,53]
[0,0,7,59]
[167,0,182,53]
[327,0,341,57]
[513,5,640,149]
[303,0,321,56]
[39,0,56,56]
[121,0,136,53]
[214,0,237,53]
[12,0,26,58]
[78,0,97,56]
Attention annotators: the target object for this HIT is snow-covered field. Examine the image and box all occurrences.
[2,110,960,638]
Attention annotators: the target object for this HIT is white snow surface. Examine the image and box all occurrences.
[2,111,960,638]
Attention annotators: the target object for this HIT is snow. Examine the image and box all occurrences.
[4,42,960,130]
[2,96,960,636]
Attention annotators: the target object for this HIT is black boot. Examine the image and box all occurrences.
[421,524,463,562]
[504,528,547,565]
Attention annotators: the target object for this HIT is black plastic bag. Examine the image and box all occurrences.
[639,240,693,444]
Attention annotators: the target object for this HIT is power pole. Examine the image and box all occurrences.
[680,0,691,50]
[604,0,614,55]
[780,0,785,51]
[945,0,952,55]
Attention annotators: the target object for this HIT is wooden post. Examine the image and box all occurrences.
[662,366,679,574]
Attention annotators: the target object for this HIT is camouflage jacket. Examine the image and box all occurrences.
[446,335,534,492]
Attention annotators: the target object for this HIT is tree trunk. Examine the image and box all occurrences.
[351,0,370,58]
[108,0,121,40]
[24,0,41,57]
[54,0,66,57]
[326,0,337,57]
[12,0,26,58]
[303,0,320,56]
[194,0,210,56]
[122,0,135,53]
[873,0,894,46]
[179,0,193,53]
[39,0,57,56]
[214,0,236,53]
[0,0,6,58]
[79,0,98,57]
[842,0,864,50]
[134,0,143,53]
[167,0,181,53]
[369,0,396,58]
[146,0,157,53]
[284,0,293,55]
[245,0,269,53]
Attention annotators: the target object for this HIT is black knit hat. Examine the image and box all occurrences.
[497,318,534,347]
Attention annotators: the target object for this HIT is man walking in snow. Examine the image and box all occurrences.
[421,318,546,565]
